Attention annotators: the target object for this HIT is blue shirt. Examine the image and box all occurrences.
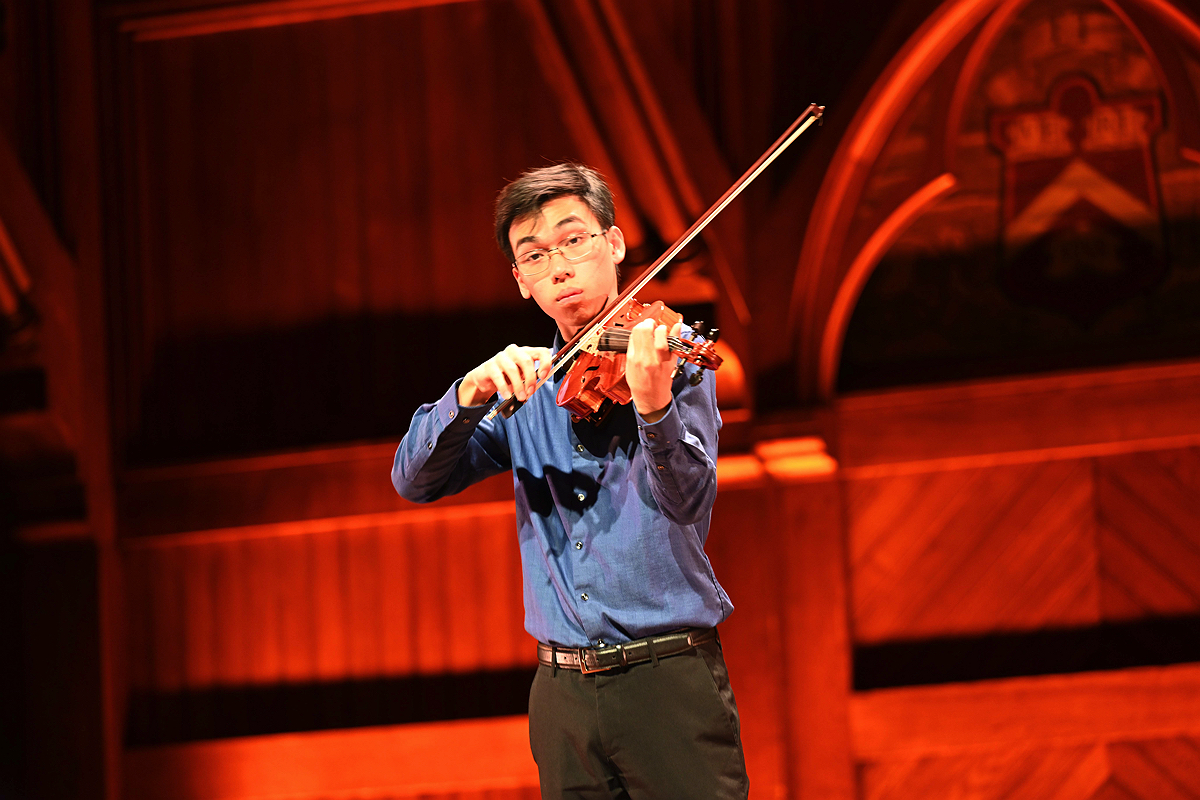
[391,337,732,647]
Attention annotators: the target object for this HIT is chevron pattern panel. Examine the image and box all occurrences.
[1095,446,1200,620]
[847,459,1101,643]
[1106,737,1200,799]
[859,738,1195,800]
[860,743,1109,800]
[860,737,1200,800]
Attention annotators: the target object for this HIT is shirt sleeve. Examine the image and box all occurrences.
[632,355,722,526]
[391,381,511,503]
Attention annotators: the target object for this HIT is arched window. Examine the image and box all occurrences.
[791,0,1200,397]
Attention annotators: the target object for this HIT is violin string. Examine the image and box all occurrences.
[597,331,690,343]
[598,331,693,350]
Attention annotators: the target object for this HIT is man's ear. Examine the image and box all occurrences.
[513,266,533,299]
[607,225,627,265]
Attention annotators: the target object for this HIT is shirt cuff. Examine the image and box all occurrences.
[635,397,683,453]
[436,380,491,432]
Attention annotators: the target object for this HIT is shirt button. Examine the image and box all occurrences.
[448,410,455,419]
[575,541,583,550]
[647,432,657,440]
[577,492,586,502]
[580,593,589,601]
[576,444,585,452]
[656,464,666,471]
[426,442,433,450]
[596,639,605,646]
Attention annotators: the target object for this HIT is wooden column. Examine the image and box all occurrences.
[57,1,123,798]
[779,475,855,800]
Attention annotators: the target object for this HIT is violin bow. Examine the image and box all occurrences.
[487,102,825,421]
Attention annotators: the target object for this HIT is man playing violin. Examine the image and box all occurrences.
[392,163,747,798]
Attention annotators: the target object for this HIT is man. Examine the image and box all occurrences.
[392,163,747,798]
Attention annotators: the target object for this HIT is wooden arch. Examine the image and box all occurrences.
[788,0,1200,402]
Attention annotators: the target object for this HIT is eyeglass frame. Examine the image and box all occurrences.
[512,229,611,276]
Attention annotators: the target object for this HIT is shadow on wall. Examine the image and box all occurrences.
[129,302,719,467]
[838,217,1200,393]
[125,667,538,747]
[855,613,1200,689]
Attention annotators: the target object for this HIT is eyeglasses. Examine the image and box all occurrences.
[513,229,609,276]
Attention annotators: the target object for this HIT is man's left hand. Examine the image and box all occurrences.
[626,318,682,423]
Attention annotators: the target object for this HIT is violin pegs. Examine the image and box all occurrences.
[689,369,705,387]
[707,327,720,343]
[690,320,707,338]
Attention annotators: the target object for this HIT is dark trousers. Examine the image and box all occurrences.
[528,638,748,799]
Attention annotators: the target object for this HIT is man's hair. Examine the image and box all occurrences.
[494,163,616,264]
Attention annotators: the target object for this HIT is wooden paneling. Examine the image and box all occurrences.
[71,0,1200,798]
[706,474,851,800]
[117,451,833,795]
[124,715,539,800]
[124,503,530,692]
[115,361,1200,799]
[117,442,515,537]
[841,367,1200,800]
[127,1,574,328]
[859,737,1200,800]
[706,483,789,797]
[779,477,856,800]
[836,361,1200,469]
[1108,737,1200,799]
[113,0,479,40]
[847,459,1100,643]
[850,664,1200,760]
[860,743,1110,800]
[1096,446,1200,620]
[111,0,595,463]
[100,0,798,465]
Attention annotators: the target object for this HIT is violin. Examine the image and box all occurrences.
[488,103,825,425]
[556,298,722,424]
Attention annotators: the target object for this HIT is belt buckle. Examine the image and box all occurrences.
[580,644,628,674]
[579,647,603,674]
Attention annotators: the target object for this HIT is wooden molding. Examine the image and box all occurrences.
[116,440,835,538]
[112,0,478,41]
[125,715,538,800]
[835,358,1200,469]
[850,663,1200,760]
[121,499,514,549]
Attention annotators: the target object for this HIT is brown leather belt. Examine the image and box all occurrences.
[537,627,717,674]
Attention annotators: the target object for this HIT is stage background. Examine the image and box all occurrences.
[4,0,1200,797]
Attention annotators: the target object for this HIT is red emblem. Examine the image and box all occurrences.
[990,76,1165,326]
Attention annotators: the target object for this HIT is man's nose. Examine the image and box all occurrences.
[549,251,574,279]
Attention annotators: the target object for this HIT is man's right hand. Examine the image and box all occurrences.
[458,344,555,407]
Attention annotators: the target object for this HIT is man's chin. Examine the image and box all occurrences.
[551,302,592,324]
